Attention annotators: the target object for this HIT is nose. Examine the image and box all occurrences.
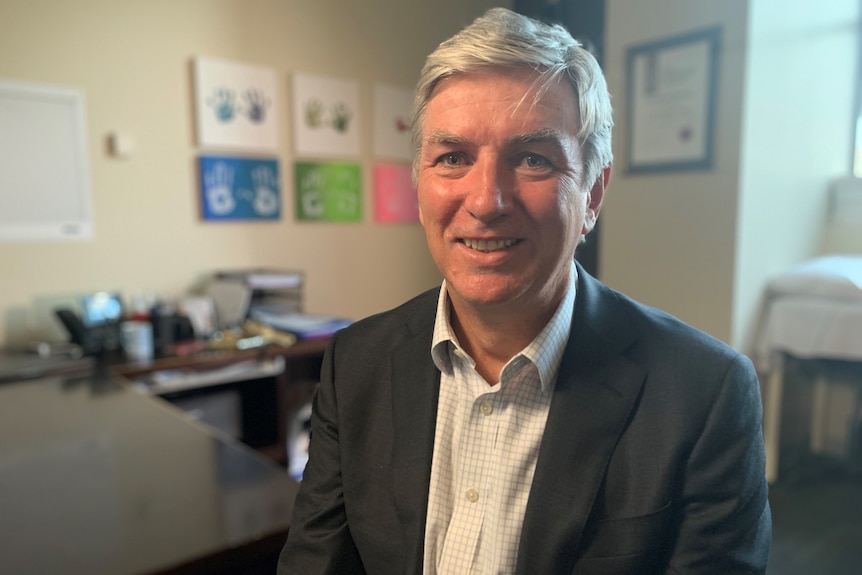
[463,155,512,222]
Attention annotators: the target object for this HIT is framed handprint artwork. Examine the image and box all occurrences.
[294,161,361,222]
[291,73,360,158]
[374,164,418,223]
[372,83,413,162]
[199,155,281,221]
[193,56,279,151]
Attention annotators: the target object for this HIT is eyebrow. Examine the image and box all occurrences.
[509,128,566,147]
[424,128,566,148]
[424,130,469,147]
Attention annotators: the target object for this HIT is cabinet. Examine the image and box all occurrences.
[113,339,327,467]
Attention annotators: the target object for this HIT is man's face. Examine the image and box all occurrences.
[417,68,606,314]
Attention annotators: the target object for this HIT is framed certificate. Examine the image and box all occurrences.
[626,27,720,173]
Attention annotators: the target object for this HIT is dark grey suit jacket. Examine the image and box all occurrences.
[278,265,771,574]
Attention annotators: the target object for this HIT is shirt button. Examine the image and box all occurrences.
[466,488,479,503]
[480,401,493,416]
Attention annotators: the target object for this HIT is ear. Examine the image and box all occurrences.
[581,164,611,235]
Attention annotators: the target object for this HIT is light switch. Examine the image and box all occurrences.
[108,132,134,159]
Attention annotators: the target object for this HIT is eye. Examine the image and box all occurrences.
[521,153,550,168]
[440,153,464,166]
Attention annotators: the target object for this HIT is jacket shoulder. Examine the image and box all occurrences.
[332,287,439,352]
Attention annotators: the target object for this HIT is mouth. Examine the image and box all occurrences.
[460,238,520,253]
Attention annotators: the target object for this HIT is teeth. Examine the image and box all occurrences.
[464,238,514,252]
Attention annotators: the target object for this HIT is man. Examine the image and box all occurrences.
[279,7,771,574]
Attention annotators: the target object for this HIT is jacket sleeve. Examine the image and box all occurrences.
[664,353,772,574]
[277,336,366,575]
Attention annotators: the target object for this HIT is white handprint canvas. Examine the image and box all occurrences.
[194,56,279,151]
[292,72,360,158]
[373,83,413,162]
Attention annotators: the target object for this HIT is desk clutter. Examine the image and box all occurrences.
[208,268,352,340]
[0,269,336,475]
[41,268,351,363]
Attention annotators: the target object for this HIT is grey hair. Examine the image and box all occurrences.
[411,7,613,188]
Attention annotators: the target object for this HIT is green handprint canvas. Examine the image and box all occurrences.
[295,161,361,222]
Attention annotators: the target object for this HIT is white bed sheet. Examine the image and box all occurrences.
[754,255,862,371]
[755,297,862,371]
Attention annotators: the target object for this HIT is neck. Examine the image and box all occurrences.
[448,294,560,385]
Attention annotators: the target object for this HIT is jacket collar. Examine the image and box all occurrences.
[516,263,646,574]
[389,289,440,574]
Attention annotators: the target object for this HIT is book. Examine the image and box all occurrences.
[249,308,352,340]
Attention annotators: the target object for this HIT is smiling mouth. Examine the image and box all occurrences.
[461,238,518,253]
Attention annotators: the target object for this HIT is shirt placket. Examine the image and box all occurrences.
[444,351,503,573]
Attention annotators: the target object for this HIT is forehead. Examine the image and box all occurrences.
[423,68,580,137]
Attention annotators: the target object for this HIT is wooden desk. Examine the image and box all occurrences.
[0,373,299,575]
[112,340,328,467]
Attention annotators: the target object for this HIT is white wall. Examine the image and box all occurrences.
[734,0,859,350]
[604,0,859,351]
[603,0,749,344]
[0,0,508,347]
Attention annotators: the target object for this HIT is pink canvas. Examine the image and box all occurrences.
[373,164,419,223]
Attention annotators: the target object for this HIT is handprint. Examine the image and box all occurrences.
[333,187,358,216]
[251,166,279,216]
[207,88,238,122]
[243,89,270,123]
[299,169,324,218]
[330,102,353,133]
[204,161,236,215]
[305,99,324,128]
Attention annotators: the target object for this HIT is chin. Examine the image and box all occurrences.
[449,277,530,307]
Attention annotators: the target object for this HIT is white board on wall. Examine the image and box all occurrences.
[0,81,93,242]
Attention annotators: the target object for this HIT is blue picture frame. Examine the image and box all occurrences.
[199,155,281,221]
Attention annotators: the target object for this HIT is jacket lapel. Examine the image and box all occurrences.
[517,266,647,575]
[388,296,440,574]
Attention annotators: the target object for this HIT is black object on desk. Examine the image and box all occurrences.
[150,306,195,356]
[0,374,299,575]
[55,307,121,356]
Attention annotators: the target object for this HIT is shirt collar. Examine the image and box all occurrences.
[431,265,578,391]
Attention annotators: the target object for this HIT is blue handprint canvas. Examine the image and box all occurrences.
[200,156,281,221]
[194,57,279,151]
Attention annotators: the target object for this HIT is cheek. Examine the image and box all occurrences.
[418,181,458,225]
[535,180,585,223]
